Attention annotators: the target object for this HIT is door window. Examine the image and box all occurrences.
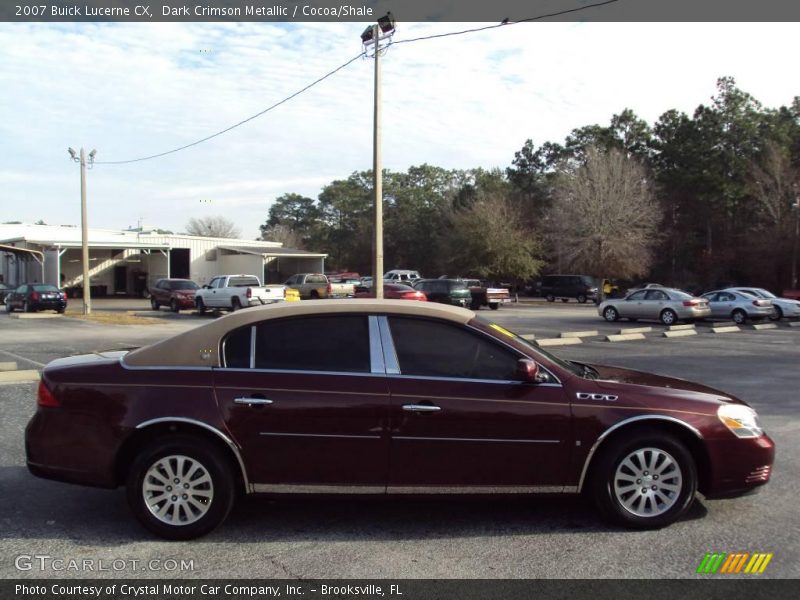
[628,290,647,301]
[645,290,668,301]
[388,317,520,381]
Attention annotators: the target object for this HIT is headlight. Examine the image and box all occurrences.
[717,404,763,438]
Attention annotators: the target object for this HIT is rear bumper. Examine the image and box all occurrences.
[704,433,775,497]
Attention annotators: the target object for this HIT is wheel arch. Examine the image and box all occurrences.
[577,415,711,495]
[115,418,250,493]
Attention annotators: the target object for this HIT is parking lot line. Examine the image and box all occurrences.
[0,349,46,368]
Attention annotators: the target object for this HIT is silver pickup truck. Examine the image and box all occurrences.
[284,273,355,299]
[194,274,286,313]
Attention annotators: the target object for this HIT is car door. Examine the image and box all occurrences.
[203,277,223,307]
[644,289,670,320]
[701,292,724,318]
[214,314,390,490]
[716,291,737,318]
[383,316,571,489]
[621,290,647,318]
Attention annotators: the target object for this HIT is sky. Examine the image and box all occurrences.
[0,20,798,240]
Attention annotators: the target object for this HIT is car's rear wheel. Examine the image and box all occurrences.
[195,297,206,314]
[489,303,499,311]
[769,306,782,321]
[310,290,320,300]
[230,297,241,312]
[23,301,33,313]
[170,299,179,313]
[590,430,697,529]
[577,294,587,304]
[545,294,555,303]
[732,309,747,325]
[150,298,159,311]
[659,309,678,325]
[560,298,569,303]
[603,306,619,322]
[126,435,235,540]
[5,301,13,313]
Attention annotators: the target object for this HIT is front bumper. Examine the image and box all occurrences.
[704,433,775,498]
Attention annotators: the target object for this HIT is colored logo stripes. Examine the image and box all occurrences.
[697,552,773,574]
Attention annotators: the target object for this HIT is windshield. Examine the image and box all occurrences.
[32,284,59,292]
[751,288,775,298]
[670,290,694,300]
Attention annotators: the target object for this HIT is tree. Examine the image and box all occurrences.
[185,215,241,238]
[548,146,661,279]
[260,193,320,248]
[445,193,543,282]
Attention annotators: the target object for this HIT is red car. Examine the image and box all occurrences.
[354,282,427,301]
[26,300,773,539]
[148,278,199,312]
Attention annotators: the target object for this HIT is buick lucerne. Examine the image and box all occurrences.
[26,300,774,539]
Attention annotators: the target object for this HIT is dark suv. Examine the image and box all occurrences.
[540,274,598,303]
[413,279,472,307]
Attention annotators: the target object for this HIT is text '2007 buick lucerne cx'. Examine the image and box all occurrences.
[25,300,774,539]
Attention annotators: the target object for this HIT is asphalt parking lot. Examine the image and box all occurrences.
[0,301,798,579]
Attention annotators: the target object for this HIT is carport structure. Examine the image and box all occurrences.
[216,245,327,284]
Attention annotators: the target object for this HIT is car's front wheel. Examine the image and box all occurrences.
[577,294,587,303]
[732,309,747,325]
[769,306,782,321]
[150,298,159,311]
[603,306,619,322]
[659,309,678,325]
[126,435,235,540]
[195,297,206,314]
[590,430,697,529]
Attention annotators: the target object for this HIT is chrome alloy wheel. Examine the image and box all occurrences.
[613,447,683,518]
[142,455,214,526]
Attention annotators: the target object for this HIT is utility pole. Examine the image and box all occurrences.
[69,147,96,314]
[361,14,395,300]
[792,195,799,290]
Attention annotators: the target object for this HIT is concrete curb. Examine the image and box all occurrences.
[606,333,646,342]
[559,330,598,338]
[537,337,582,347]
[668,324,695,331]
[662,330,698,338]
[710,326,741,333]
[9,313,62,319]
[751,323,777,330]
[705,321,736,328]
[0,362,19,372]
[618,327,652,334]
[789,321,800,327]
[0,369,40,384]
[520,333,536,341]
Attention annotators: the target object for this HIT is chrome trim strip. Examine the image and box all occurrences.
[402,404,441,413]
[377,316,401,374]
[252,484,385,494]
[394,436,560,444]
[119,359,211,372]
[576,392,618,402]
[134,417,251,493]
[388,374,561,386]
[213,367,378,378]
[249,325,256,369]
[576,415,704,493]
[388,485,578,494]
[235,397,273,406]
[368,316,386,374]
[259,432,381,439]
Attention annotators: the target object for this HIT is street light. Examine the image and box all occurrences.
[361,12,395,299]
[68,147,96,314]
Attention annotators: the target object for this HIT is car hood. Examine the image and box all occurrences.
[588,364,746,407]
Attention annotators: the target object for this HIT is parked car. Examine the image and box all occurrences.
[728,287,800,321]
[462,279,511,311]
[26,300,774,539]
[5,283,67,313]
[0,282,11,305]
[413,279,471,307]
[284,273,355,300]
[149,278,199,312]
[384,269,421,284]
[598,288,711,325]
[540,274,598,303]
[354,282,427,301]
[700,290,773,324]
[194,275,286,313]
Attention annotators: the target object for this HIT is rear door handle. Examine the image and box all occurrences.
[234,397,274,406]
[402,404,441,413]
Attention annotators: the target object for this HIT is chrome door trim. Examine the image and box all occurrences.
[252,484,385,494]
[401,404,441,413]
[258,432,381,439]
[368,315,386,374]
[376,316,400,374]
[394,436,560,444]
[576,415,704,493]
[387,485,578,494]
[134,417,252,493]
[249,324,256,369]
[234,397,273,406]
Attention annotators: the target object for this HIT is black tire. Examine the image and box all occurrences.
[150,298,159,311]
[230,297,241,312]
[23,301,33,313]
[590,429,697,529]
[57,307,65,314]
[545,294,555,303]
[659,309,678,326]
[470,300,481,310]
[310,290,320,300]
[731,309,746,325]
[489,303,499,311]
[126,435,236,540]
[603,306,619,322]
[195,297,206,314]
[5,301,13,313]
[769,306,782,321]
[170,299,179,313]
[560,298,569,303]
[577,294,587,304]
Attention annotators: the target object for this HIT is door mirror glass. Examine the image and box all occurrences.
[517,358,544,383]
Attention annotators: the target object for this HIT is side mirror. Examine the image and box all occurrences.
[202,285,210,289]
[517,358,546,383]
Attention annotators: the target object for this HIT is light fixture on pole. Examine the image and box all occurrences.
[361,12,395,300]
[68,147,96,314]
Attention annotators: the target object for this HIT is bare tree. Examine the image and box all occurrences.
[548,146,661,279]
[185,215,241,238]
[259,223,304,249]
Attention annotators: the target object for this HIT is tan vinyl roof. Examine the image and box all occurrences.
[123,299,475,368]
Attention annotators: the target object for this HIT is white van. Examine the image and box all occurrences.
[383,269,421,283]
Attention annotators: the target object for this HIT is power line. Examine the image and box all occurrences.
[96,0,620,165]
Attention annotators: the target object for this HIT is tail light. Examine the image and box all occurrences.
[752,300,768,307]
[37,380,60,407]
[283,288,286,298]
[683,300,701,307]
[246,287,252,299]
[31,291,40,301]
[327,283,332,295]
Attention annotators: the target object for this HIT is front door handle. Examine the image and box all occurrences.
[234,397,274,406]
[402,403,441,413]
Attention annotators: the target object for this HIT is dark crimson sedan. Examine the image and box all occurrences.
[353,282,427,301]
[149,278,199,312]
[5,283,67,313]
[26,301,774,539]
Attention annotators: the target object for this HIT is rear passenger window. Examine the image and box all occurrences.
[254,316,370,373]
[223,326,252,368]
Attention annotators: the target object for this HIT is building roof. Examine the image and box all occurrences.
[218,245,327,258]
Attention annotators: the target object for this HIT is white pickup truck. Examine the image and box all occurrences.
[194,274,286,313]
